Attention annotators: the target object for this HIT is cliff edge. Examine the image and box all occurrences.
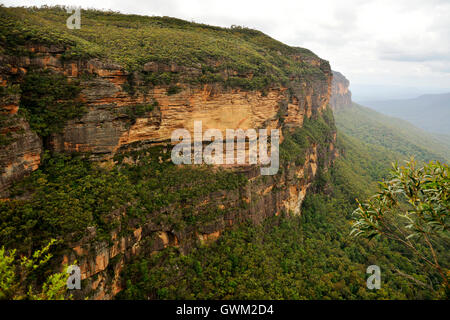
[0,6,338,299]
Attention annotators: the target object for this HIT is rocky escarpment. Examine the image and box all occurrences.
[0,42,336,298]
[0,82,42,196]
[0,43,332,188]
[330,71,352,111]
[0,42,336,299]
[63,140,336,299]
[0,7,338,299]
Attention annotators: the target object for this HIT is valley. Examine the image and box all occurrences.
[0,6,448,301]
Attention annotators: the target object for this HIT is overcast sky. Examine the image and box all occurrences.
[3,0,450,96]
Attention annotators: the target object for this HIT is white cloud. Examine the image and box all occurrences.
[2,0,450,90]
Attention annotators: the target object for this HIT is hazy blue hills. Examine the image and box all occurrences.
[360,92,450,135]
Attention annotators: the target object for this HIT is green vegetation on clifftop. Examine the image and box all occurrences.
[0,5,328,91]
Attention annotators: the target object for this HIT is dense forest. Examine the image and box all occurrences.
[117,130,449,300]
[117,103,450,299]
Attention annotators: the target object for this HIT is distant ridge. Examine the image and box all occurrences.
[331,71,450,163]
[330,71,352,111]
[361,92,450,135]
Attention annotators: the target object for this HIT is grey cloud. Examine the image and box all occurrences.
[380,52,450,63]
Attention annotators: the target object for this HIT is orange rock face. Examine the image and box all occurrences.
[2,104,19,115]
[0,116,42,195]
[119,86,283,147]
[0,43,336,299]
[330,70,352,111]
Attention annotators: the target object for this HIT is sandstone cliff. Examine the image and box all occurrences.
[330,71,352,111]
[0,43,332,190]
[0,7,338,299]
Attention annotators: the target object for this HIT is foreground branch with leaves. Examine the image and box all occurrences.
[0,239,70,300]
[351,159,449,295]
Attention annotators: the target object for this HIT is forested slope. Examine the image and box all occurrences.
[334,102,450,163]
[118,131,446,300]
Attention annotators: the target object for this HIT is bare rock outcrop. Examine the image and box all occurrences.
[330,70,352,111]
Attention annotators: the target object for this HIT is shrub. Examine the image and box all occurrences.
[19,70,86,139]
